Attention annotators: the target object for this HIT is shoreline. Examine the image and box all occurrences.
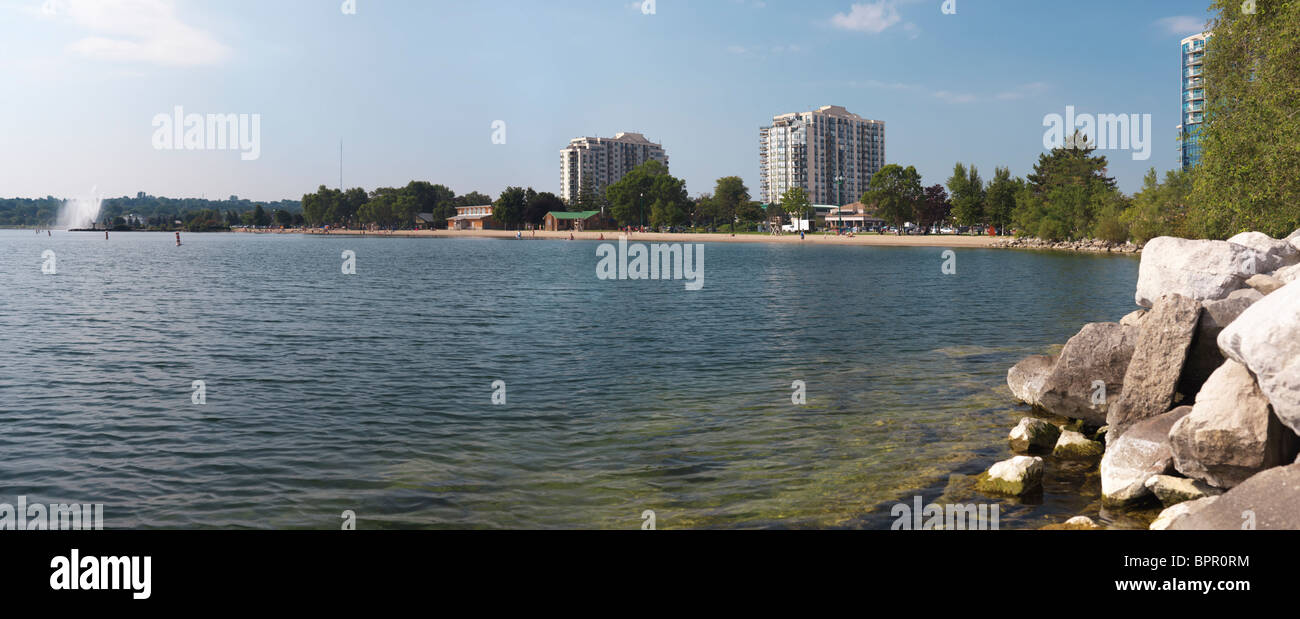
[247,228,1005,248]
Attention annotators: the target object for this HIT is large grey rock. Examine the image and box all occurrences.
[976,456,1044,496]
[1180,288,1264,398]
[1171,360,1298,488]
[1037,323,1140,425]
[1219,281,1300,435]
[1289,228,1300,251]
[1144,474,1221,506]
[1107,294,1201,437]
[1007,355,1054,408]
[1009,417,1060,453]
[1101,407,1191,505]
[1150,496,1218,530]
[1171,462,1300,530]
[1135,237,1260,308]
[1227,231,1300,273]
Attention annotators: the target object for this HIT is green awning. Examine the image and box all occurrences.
[547,211,600,220]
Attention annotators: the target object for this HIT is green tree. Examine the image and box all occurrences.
[1188,0,1300,238]
[252,204,272,227]
[493,186,530,229]
[606,160,685,228]
[947,163,986,227]
[339,187,368,225]
[1012,133,1119,240]
[1125,168,1194,243]
[523,191,565,226]
[692,193,716,229]
[713,176,751,234]
[916,184,952,233]
[984,167,1022,235]
[778,186,812,230]
[863,165,923,231]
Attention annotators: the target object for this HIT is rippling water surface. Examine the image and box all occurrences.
[0,230,1139,529]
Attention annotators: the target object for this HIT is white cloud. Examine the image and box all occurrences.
[831,1,901,34]
[1157,15,1209,36]
[47,0,230,67]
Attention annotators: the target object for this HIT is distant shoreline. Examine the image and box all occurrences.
[243,228,1005,248]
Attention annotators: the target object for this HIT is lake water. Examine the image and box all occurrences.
[0,230,1141,529]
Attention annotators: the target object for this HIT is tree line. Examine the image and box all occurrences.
[0,193,302,231]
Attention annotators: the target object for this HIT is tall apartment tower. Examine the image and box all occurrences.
[1179,32,1211,170]
[560,132,668,204]
[759,105,885,206]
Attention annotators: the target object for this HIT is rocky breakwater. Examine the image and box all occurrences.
[990,237,1142,254]
[995,231,1300,529]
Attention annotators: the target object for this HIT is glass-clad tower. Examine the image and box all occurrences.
[1179,32,1211,170]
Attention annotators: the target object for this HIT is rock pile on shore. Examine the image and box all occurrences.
[990,237,1142,254]
[991,231,1300,529]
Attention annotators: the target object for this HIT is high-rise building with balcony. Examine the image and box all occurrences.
[1179,32,1211,170]
[759,105,885,206]
[560,132,668,204]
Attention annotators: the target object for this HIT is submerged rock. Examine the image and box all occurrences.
[1218,281,1300,435]
[1053,429,1104,459]
[1101,407,1191,505]
[1135,237,1259,308]
[1038,323,1139,425]
[1009,417,1060,453]
[1107,294,1201,437]
[977,456,1044,496]
[1150,496,1219,530]
[1170,360,1298,488]
[1007,355,1055,408]
[1144,474,1221,506]
[1171,462,1300,530]
[1042,515,1104,530]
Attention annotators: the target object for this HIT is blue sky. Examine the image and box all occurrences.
[0,0,1215,202]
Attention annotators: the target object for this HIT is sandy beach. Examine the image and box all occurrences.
[270,228,1003,248]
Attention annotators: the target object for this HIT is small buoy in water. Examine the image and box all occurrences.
[105,230,109,240]
[176,231,182,247]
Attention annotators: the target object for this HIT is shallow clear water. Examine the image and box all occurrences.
[0,230,1139,529]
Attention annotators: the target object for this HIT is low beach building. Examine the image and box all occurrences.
[825,203,884,230]
[415,212,438,230]
[542,210,603,232]
[447,205,496,230]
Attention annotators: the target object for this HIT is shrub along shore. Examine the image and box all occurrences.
[993,229,1300,529]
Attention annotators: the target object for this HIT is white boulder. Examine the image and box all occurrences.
[1227,231,1300,273]
[1218,281,1300,435]
[1135,237,1261,308]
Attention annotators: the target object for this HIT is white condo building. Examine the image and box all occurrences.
[759,105,885,206]
[560,132,668,203]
